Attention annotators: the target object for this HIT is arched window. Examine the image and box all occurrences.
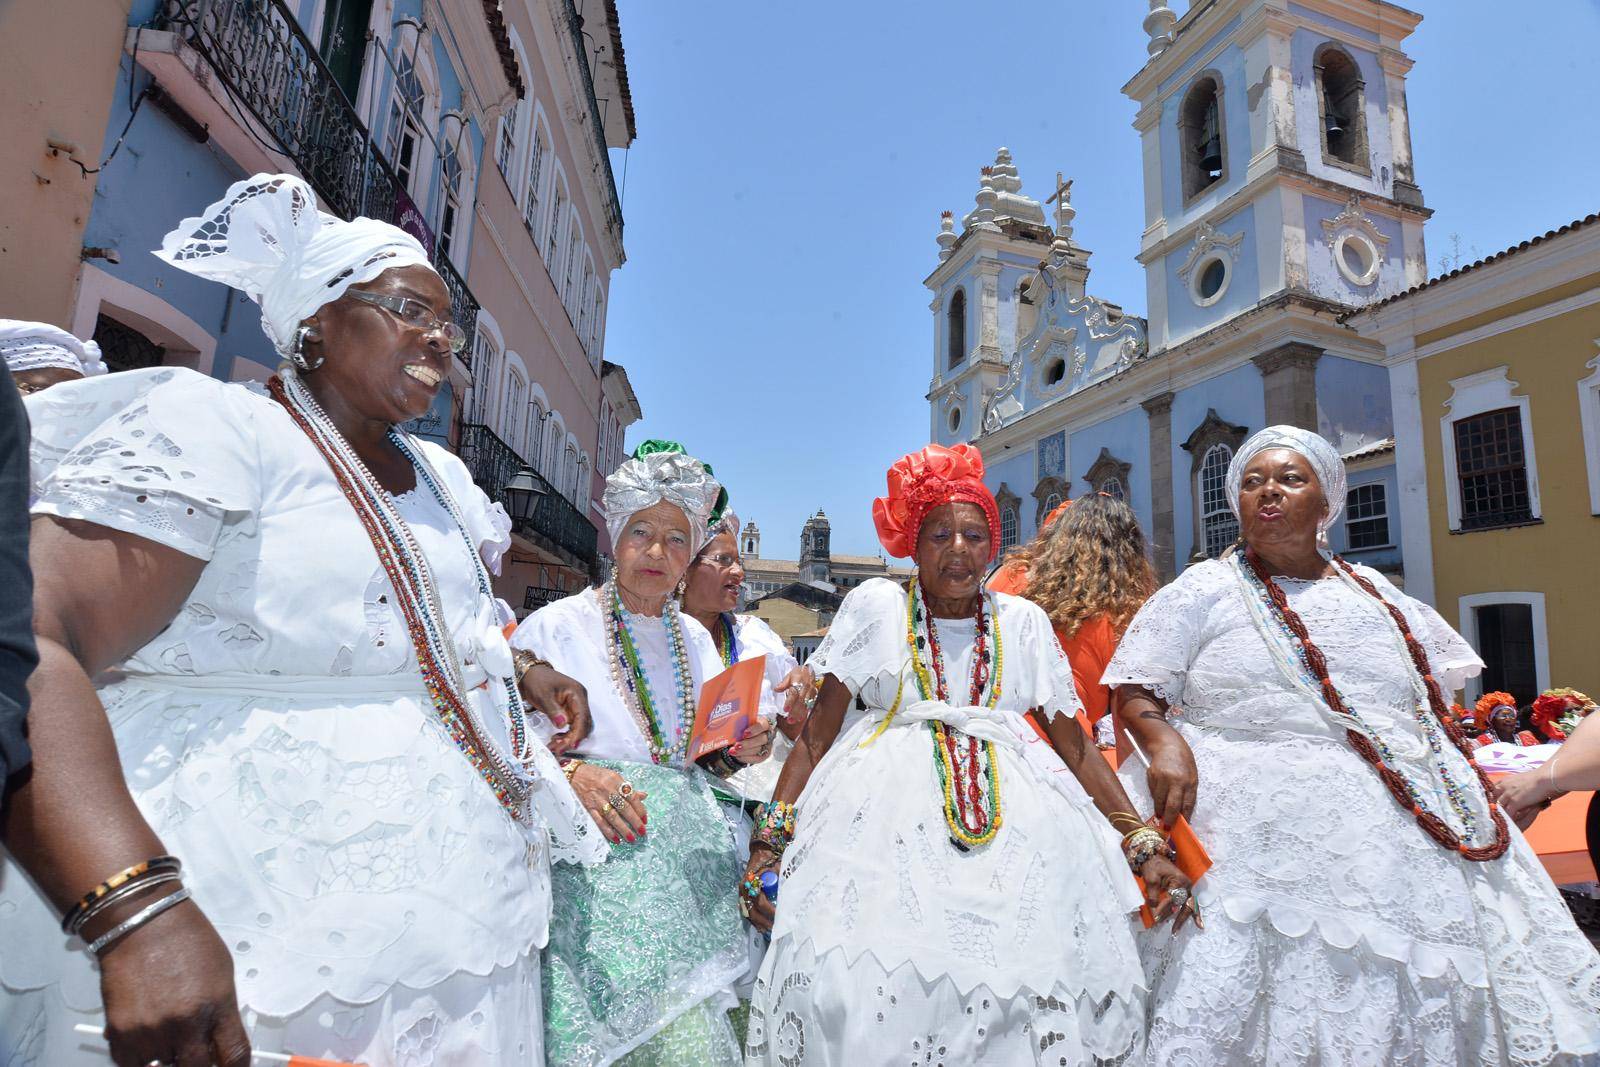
[436,128,466,261]
[470,326,502,423]
[1000,506,1019,551]
[577,254,595,345]
[590,289,604,357]
[947,288,967,369]
[1198,443,1239,557]
[1179,74,1225,200]
[528,399,546,467]
[502,367,524,448]
[1099,477,1126,501]
[544,414,564,478]
[563,221,583,316]
[496,97,519,176]
[564,443,579,500]
[382,27,437,204]
[1043,492,1063,516]
[1315,44,1368,170]
[524,116,548,237]
[545,176,567,273]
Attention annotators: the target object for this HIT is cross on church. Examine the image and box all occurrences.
[1045,172,1074,206]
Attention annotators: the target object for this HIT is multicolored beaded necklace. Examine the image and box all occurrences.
[271,373,533,823]
[1234,548,1508,861]
[715,613,739,669]
[907,581,1005,850]
[602,569,697,765]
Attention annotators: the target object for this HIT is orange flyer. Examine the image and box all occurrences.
[1137,814,1212,929]
[688,655,767,767]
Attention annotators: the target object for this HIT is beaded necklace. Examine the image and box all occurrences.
[271,374,532,823]
[716,612,738,669]
[907,582,1005,850]
[1233,548,1508,861]
[602,570,698,765]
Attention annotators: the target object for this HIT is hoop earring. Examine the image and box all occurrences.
[289,326,325,372]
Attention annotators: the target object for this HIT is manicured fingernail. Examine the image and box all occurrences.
[627,833,636,843]
[551,714,567,727]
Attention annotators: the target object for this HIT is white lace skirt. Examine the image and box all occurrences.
[747,715,1148,1065]
[1120,729,1600,1066]
[0,952,544,1066]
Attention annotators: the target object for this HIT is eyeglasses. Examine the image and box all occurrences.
[346,290,467,354]
[696,553,742,569]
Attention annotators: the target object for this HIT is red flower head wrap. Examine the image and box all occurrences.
[872,443,1002,562]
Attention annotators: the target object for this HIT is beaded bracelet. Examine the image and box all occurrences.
[1123,827,1170,873]
[752,801,798,853]
[702,748,743,779]
[60,856,181,936]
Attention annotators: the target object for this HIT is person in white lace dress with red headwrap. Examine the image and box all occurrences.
[0,174,603,1067]
[1106,425,1600,1065]
[741,443,1193,1066]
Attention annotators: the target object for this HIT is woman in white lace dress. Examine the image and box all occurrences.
[1106,425,1600,1065]
[511,443,775,1066]
[0,174,603,1067]
[742,443,1191,1066]
[680,509,815,802]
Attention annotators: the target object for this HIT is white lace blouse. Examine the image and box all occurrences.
[2,367,601,1020]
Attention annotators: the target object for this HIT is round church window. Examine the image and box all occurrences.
[948,406,962,433]
[1189,251,1232,308]
[1334,232,1381,286]
[1199,258,1227,298]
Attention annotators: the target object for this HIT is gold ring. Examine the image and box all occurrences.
[600,801,613,814]
[618,782,635,798]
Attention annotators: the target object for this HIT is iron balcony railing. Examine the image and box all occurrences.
[458,423,599,567]
[155,0,478,357]
[559,0,623,239]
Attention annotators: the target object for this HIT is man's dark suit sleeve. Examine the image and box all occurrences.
[0,370,36,792]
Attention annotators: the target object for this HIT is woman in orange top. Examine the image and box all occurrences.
[990,494,1158,747]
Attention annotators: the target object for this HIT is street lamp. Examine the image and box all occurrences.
[503,465,547,524]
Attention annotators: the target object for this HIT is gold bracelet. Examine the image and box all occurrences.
[561,758,584,783]
[512,648,551,685]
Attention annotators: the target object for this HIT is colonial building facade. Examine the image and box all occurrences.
[739,511,914,601]
[0,0,641,614]
[1348,215,1600,706]
[930,0,1423,583]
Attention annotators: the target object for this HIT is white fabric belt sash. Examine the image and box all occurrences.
[887,699,1029,750]
[115,670,428,700]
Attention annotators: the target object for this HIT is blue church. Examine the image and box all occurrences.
[928,0,1426,583]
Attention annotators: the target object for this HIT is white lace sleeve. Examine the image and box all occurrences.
[808,578,907,699]
[998,594,1084,722]
[415,439,513,575]
[1102,561,1228,706]
[27,367,261,560]
[1354,565,1484,696]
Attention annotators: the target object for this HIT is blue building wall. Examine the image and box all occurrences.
[1068,407,1152,540]
[1301,192,1406,305]
[1170,363,1266,564]
[1161,203,1261,343]
[1316,355,1392,453]
[1156,26,1248,228]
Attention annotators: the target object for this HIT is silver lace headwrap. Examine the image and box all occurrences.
[706,507,741,544]
[1226,425,1348,538]
[603,451,723,555]
[1,320,107,377]
[153,173,436,355]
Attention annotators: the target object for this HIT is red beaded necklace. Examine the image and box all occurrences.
[1242,548,1508,861]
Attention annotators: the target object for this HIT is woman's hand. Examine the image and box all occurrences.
[1493,769,1562,831]
[569,763,648,844]
[1138,854,1198,932]
[773,667,816,740]
[732,717,777,765]
[95,896,252,1067]
[520,664,592,757]
[740,846,781,932]
[1144,735,1199,828]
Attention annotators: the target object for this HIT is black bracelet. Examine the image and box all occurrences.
[702,749,742,779]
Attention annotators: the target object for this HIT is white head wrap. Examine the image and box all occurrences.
[603,450,723,556]
[1226,425,1348,539]
[706,507,741,545]
[153,173,436,355]
[0,320,107,377]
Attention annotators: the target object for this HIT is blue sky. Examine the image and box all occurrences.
[602,0,1600,560]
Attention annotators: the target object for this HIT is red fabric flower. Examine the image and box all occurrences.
[872,443,1001,561]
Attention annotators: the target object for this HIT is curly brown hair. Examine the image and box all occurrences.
[1004,494,1158,639]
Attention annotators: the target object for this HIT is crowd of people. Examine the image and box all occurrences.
[0,172,1597,1066]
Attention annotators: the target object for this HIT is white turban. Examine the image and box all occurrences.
[153,174,436,355]
[706,507,741,544]
[603,447,723,556]
[0,320,107,377]
[1226,425,1348,538]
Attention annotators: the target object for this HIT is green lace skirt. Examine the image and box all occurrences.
[543,760,754,1066]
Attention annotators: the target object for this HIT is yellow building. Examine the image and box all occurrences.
[1350,214,1600,705]
[742,584,843,650]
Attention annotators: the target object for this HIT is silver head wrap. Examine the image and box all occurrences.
[705,508,741,545]
[1226,425,1348,540]
[153,173,436,355]
[603,451,723,556]
[0,320,107,377]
